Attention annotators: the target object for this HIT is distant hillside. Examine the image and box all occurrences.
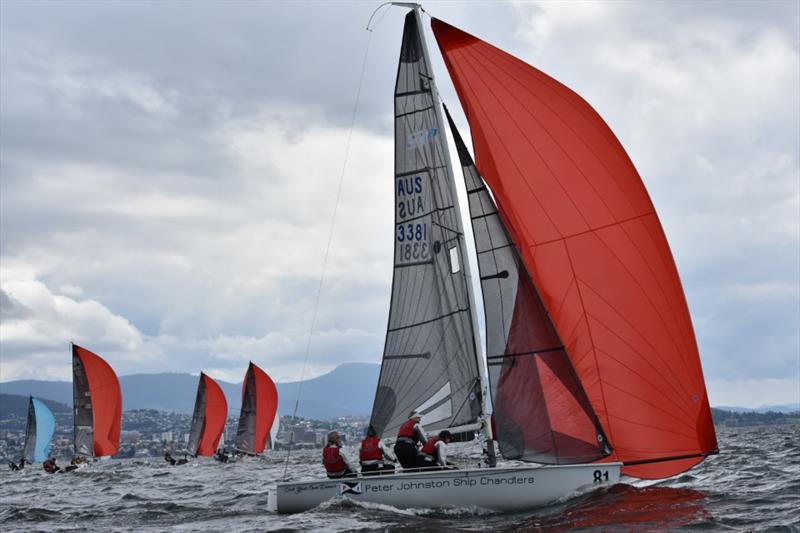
[712,407,800,427]
[715,403,800,414]
[0,363,380,420]
[0,394,71,419]
[0,380,73,408]
[277,362,379,419]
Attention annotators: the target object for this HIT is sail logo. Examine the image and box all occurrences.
[406,128,438,151]
[339,481,363,496]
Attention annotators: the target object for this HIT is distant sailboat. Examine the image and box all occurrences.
[72,344,122,458]
[22,397,56,463]
[272,4,717,513]
[235,362,279,455]
[187,372,228,457]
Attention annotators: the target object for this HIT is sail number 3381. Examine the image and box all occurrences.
[397,223,429,261]
[397,223,428,242]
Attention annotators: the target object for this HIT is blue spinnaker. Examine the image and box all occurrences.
[31,398,56,462]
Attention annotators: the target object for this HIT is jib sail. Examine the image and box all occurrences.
[445,105,610,464]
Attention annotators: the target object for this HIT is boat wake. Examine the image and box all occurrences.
[316,494,499,518]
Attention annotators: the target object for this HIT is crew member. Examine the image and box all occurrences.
[322,431,357,479]
[359,425,396,476]
[214,449,230,463]
[394,410,427,471]
[60,456,83,473]
[419,430,456,471]
[43,457,60,474]
[164,451,177,465]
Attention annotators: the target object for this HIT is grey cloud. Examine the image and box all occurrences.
[0,289,30,321]
[0,1,797,398]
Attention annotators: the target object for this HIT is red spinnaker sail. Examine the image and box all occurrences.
[247,363,279,453]
[432,19,717,478]
[197,374,228,456]
[73,345,122,456]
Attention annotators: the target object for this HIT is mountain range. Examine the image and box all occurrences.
[0,362,380,420]
[1,362,796,420]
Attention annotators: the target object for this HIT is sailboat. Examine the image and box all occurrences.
[73,344,122,458]
[271,4,717,513]
[235,362,280,455]
[22,397,56,464]
[187,372,228,457]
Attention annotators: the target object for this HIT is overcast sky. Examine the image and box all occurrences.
[1,1,798,408]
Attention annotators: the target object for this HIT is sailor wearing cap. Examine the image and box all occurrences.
[322,431,358,479]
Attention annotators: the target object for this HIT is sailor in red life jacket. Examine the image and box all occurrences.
[322,431,357,479]
[418,430,456,470]
[359,425,396,476]
[394,410,428,471]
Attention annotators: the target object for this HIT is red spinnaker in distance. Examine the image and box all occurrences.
[432,18,717,478]
[73,345,122,456]
[244,363,279,453]
[197,373,228,456]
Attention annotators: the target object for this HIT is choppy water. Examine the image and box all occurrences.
[1,425,798,532]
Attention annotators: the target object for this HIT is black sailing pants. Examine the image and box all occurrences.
[394,441,420,471]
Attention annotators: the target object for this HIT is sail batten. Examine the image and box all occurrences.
[433,18,717,478]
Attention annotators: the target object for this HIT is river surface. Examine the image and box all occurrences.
[1,425,798,532]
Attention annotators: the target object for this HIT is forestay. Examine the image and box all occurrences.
[445,106,610,464]
[370,11,483,439]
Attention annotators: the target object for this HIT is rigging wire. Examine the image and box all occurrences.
[280,23,374,481]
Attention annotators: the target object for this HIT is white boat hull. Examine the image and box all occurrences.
[270,463,622,513]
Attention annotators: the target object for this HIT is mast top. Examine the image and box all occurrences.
[367,2,423,31]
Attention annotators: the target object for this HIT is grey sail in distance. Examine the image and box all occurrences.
[444,106,610,464]
[235,364,258,453]
[187,375,208,456]
[370,11,483,439]
[22,398,37,463]
[73,351,94,457]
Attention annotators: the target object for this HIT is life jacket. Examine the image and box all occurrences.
[421,436,442,457]
[322,445,347,473]
[397,419,420,442]
[360,437,383,461]
[43,459,57,473]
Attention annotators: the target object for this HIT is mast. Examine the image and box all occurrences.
[410,6,495,464]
